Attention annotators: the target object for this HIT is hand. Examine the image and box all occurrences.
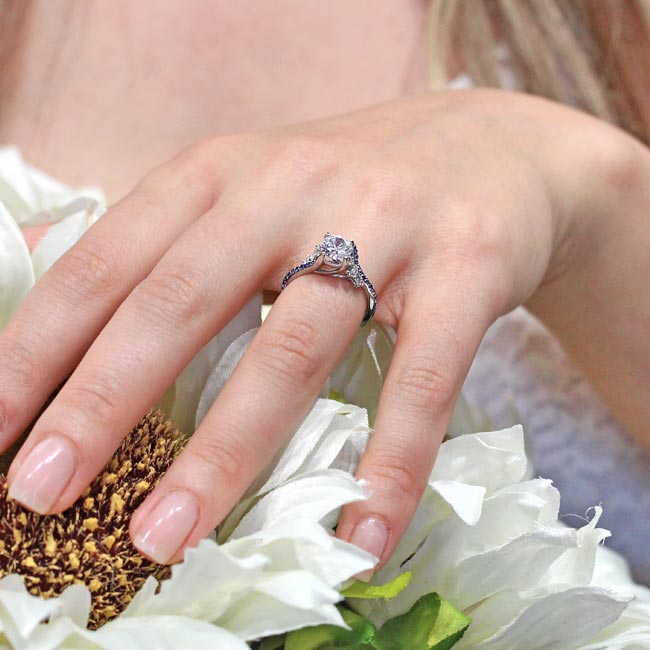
[0,89,645,569]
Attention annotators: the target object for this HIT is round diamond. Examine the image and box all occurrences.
[323,233,354,264]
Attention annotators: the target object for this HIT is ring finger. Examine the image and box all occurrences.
[129,238,393,564]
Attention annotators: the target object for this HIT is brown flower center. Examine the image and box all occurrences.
[0,410,187,629]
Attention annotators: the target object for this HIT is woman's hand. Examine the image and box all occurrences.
[1,88,647,570]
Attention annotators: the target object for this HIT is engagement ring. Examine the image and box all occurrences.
[281,233,377,325]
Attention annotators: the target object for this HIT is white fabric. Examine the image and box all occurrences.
[461,307,650,585]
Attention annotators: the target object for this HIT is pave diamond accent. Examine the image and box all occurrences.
[347,265,363,287]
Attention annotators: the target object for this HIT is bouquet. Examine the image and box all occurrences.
[1,146,649,649]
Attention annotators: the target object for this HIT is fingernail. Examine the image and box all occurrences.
[8,437,77,513]
[349,517,389,582]
[133,491,199,564]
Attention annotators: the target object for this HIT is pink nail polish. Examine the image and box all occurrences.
[8,437,77,513]
[349,517,389,582]
[133,491,199,564]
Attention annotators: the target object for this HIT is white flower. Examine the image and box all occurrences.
[0,396,375,648]
[350,426,650,650]
[0,573,249,650]
[0,146,106,329]
[126,397,375,641]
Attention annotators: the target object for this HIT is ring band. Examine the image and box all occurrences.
[281,233,377,326]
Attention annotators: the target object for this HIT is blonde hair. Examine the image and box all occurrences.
[427,0,650,145]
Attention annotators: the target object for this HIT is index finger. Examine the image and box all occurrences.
[0,143,226,450]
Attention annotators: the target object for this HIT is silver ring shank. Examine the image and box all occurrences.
[281,247,377,326]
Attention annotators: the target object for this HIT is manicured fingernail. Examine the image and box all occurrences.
[133,491,199,564]
[8,437,77,513]
[349,517,389,582]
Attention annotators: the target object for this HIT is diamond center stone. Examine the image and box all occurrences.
[323,234,354,264]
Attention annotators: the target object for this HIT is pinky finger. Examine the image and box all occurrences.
[336,273,500,576]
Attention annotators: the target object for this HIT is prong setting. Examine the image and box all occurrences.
[281,233,377,325]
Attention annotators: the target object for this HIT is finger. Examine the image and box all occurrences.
[336,268,502,578]
[5,197,273,514]
[0,142,227,451]
[128,263,383,564]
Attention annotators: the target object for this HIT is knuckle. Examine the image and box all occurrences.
[0,336,45,393]
[590,128,645,196]
[63,373,122,427]
[135,265,209,326]
[389,360,456,414]
[439,205,512,313]
[352,164,420,220]
[176,137,223,178]
[136,139,224,208]
[251,316,325,385]
[190,433,247,486]
[369,450,426,503]
[52,241,123,301]
[446,205,506,267]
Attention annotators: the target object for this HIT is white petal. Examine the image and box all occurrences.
[581,599,650,649]
[454,589,527,648]
[540,506,610,590]
[219,591,344,640]
[0,147,42,223]
[124,539,268,620]
[358,478,564,626]
[0,576,62,644]
[0,147,105,225]
[30,202,104,280]
[329,324,393,423]
[447,392,492,437]
[193,321,260,431]
[231,470,366,539]
[56,584,92,628]
[446,527,579,610]
[430,479,486,525]
[218,400,369,541]
[475,587,630,650]
[0,201,34,330]
[253,571,341,609]
[93,616,249,650]
[431,426,528,491]
[226,520,375,586]
[175,296,261,433]
[254,400,368,497]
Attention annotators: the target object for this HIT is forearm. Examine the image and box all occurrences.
[528,134,650,450]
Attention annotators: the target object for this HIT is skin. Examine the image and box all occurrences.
[1,0,650,570]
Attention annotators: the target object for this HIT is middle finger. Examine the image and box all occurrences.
[6,198,279,514]
[128,249,387,563]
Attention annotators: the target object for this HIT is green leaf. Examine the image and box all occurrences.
[327,388,346,403]
[428,596,472,650]
[281,590,469,650]
[284,607,376,650]
[371,594,470,650]
[342,572,413,600]
[255,636,286,650]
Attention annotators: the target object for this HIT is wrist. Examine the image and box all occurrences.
[527,129,650,447]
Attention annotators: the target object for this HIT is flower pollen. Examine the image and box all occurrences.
[0,410,187,629]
